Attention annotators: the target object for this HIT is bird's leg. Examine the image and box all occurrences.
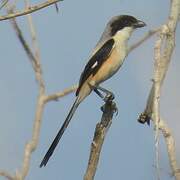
[93,88,104,99]
[88,83,118,114]
[88,83,114,102]
[96,86,118,114]
[88,83,105,100]
[95,85,115,102]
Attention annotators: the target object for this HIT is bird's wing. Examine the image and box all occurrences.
[76,38,115,96]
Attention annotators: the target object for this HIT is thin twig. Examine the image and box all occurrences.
[10,18,37,70]
[0,0,9,10]
[0,0,63,21]
[44,85,78,103]
[10,1,46,179]
[16,95,46,180]
[0,171,14,180]
[25,0,41,61]
[25,0,45,90]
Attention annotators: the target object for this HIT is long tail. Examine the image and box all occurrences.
[40,97,80,167]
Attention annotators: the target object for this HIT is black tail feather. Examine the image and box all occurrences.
[40,98,79,168]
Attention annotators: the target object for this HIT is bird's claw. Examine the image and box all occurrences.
[103,92,115,102]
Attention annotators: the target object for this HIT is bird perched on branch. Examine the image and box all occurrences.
[40,14,146,167]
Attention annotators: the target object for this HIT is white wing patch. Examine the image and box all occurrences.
[91,61,98,69]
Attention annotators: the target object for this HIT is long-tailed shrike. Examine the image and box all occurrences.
[40,15,146,167]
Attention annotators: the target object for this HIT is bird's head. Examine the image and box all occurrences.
[108,15,146,36]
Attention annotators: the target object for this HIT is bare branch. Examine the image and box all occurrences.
[138,0,180,179]
[44,85,78,103]
[25,0,41,63]
[84,97,117,180]
[0,0,63,21]
[153,28,165,180]
[8,99,43,179]
[0,171,14,180]
[10,18,37,70]
[159,119,180,179]
[25,0,45,91]
[16,95,46,180]
[0,0,9,10]
[9,2,46,179]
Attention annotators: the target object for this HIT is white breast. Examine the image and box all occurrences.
[111,27,134,72]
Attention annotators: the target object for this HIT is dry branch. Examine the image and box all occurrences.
[138,0,180,179]
[0,0,9,10]
[159,119,180,179]
[0,0,63,21]
[13,2,45,179]
[0,171,14,180]
[84,97,117,180]
[11,19,38,68]
[44,85,78,103]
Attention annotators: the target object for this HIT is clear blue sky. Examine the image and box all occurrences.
[0,0,179,180]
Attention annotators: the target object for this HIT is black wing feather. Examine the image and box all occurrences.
[76,39,114,96]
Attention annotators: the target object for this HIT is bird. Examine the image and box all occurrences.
[40,15,146,167]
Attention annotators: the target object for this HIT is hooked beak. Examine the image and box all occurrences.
[134,20,146,28]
